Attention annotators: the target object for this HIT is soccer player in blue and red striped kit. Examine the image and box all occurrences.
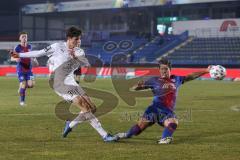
[13,32,38,106]
[116,58,211,144]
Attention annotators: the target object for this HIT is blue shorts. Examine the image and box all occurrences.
[17,72,34,82]
[142,103,177,126]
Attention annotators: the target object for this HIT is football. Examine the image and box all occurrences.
[209,65,227,80]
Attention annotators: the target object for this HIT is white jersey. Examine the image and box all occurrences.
[19,42,90,101]
[20,42,89,74]
[19,42,89,71]
[47,42,88,72]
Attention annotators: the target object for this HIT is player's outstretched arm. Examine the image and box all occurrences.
[132,80,149,91]
[10,46,54,58]
[10,56,19,62]
[184,66,211,82]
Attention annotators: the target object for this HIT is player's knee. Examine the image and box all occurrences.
[27,80,34,88]
[20,82,26,89]
[164,118,178,131]
[27,84,34,88]
[90,105,96,113]
[137,119,151,130]
[82,104,96,113]
[82,96,96,113]
[84,102,96,113]
[167,123,178,132]
[74,96,96,113]
[138,123,146,130]
[81,101,96,113]
[74,96,83,106]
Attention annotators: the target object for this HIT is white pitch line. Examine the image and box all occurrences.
[189,109,216,112]
[230,105,240,112]
[0,109,217,117]
[0,113,55,116]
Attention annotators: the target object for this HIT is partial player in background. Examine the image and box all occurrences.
[11,27,118,142]
[115,58,211,144]
[233,77,240,81]
[74,67,81,84]
[11,32,38,106]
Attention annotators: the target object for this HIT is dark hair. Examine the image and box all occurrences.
[158,58,171,69]
[19,31,28,36]
[66,26,82,38]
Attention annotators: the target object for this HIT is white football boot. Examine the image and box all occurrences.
[158,137,173,144]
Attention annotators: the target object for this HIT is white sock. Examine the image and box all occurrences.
[89,117,108,138]
[69,111,108,138]
[69,120,81,128]
[69,111,86,128]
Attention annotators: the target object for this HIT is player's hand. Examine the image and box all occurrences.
[68,49,76,58]
[9,50,19,58]
[132,80,145,90]
[137,80,144,88]
[137,80,145,87]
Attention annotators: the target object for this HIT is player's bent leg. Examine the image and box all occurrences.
[137,118,154,134]
[63,95,119,142]
[63,95,95,137]
[19,81,27,106]
[158,118,178,144]
[27,73,35,88]
[163,118,178,128]
[116,118,154,139]
[116,105,157,140]
[27,80,35,88]
[72,95,96,113]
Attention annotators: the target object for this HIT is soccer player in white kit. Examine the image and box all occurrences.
[11,27,119,142]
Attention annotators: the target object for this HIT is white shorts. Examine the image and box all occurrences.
[54,75,85,101]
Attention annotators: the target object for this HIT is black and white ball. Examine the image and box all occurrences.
[209,65,227,80]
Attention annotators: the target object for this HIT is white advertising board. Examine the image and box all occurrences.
[173,18,240,37]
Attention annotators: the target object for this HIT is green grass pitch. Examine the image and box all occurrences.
[0,77,239,160]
